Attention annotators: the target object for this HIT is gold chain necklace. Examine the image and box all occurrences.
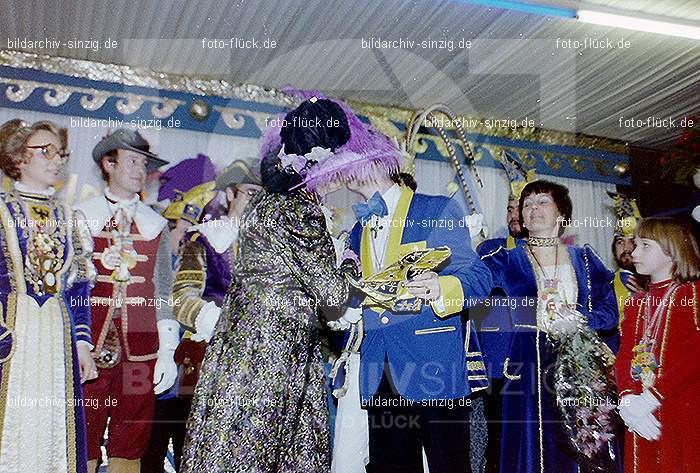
[528,244,560,289]
[369,217,387,272]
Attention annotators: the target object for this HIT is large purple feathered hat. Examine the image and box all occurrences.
[273,90,401,192]
[304,101,401,191]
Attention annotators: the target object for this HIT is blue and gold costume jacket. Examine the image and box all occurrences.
[349,187,493,402]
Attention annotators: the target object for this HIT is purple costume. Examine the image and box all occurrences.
[172,222,235,329]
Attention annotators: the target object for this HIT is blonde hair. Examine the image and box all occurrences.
[636,217,700,283]
[0,119,68,180]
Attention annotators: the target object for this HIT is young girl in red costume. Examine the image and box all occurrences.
[615,217,700,473]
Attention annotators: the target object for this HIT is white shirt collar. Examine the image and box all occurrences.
[104,187,140,219]
[14,181,56,197]
[104,187,140,206]
[380,183,402,219]
[74,188,167,241]
[366,184,402,270]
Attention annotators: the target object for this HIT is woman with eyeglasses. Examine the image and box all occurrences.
[0,119,97,473]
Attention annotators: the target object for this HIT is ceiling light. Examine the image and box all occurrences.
[577,10,700,40]
[459,0,576,18]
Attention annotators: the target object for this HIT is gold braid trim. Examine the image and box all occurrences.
[657,288,678,378]
[0,294,16,457]
[693,282,699,331]
[503,358,521,381]
[174,299,205,331]
[172,240,208,329]
[536,328,544,473]
[59,296,77,473]
[0,198,22,456]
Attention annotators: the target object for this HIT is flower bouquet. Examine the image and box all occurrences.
[546,306,620,473]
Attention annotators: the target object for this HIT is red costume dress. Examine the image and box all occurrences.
[615,279,700,473]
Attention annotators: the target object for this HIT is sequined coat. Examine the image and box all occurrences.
[181,190,350,473]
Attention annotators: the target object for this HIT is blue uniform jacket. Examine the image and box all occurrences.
[349,187,493,402]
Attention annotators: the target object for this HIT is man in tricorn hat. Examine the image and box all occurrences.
[75,128,179,473]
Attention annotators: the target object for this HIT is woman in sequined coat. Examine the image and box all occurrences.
[182,99,357,472]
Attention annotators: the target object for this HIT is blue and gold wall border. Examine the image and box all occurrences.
[0,49,629,185]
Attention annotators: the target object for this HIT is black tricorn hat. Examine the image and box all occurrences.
[92,128,169,171]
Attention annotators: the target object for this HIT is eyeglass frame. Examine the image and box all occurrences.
[24,143,71,163]
[233,186,258,198]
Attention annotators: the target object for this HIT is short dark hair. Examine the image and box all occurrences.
[611,234,628,256]
[390,172,417,191]
[519,180,573,236]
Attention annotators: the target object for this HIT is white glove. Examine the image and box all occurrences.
[618,392,662,441]
[153,319,180,395]
[191,301,221,342]
[621,410,661,441]
[621,390,660,417]
[327,307,362,331]
[330,234,347,267]
[464,213,485,239]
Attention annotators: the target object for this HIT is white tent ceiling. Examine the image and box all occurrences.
[1,0,698,149]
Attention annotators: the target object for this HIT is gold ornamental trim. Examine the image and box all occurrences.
[350,100,627,155]
[0,49,296,107]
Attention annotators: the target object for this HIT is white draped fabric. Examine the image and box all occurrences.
[331,353,368,473]
[0,295,69,473]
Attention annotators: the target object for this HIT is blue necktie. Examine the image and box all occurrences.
[353,192,389,226]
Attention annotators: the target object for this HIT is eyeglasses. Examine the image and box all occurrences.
[234,188,258,198]
[25,143,70,163]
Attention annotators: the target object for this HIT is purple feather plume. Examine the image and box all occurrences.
[259,112,285,159]
[302,99,401,191]
[262,90,402,191]
[158,153,217,201]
